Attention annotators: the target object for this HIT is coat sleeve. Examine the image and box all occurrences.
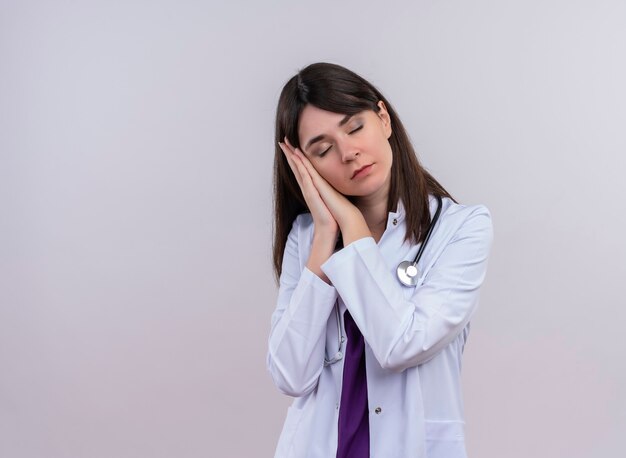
[266,215,338,397]
[321,205,494,372]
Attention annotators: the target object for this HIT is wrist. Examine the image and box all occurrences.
[335,207,364,229]
[307,235,335,285]
[312,228,338,244]
[339,212,371,246]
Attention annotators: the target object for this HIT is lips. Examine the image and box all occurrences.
[352,164,373,179]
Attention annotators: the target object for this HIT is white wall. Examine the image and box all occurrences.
[1,1,624,457]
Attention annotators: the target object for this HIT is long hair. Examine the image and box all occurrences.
[272,62,455,282]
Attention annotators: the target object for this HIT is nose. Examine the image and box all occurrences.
[339,138,360,163]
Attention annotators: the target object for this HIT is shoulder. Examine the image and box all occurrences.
[290,212,314,238]
[287,213,315,249]
[441,197,492,223]
[280,213,314,275]
[294,212,314,228]
[438,197,493,244]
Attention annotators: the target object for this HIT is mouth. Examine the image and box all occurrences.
[352,164,373,179]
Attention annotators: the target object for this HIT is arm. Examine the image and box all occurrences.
[266,216,338,397]
[321,205,494,372]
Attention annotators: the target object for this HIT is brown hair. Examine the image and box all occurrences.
[272,62,455,282]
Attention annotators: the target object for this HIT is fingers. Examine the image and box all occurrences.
[279,139,316,196]
[281,139,355,225]
[278,141,302,185]
[280,137,336,204]
[282,138,322,187]
[285,141,337,202]
[279,137,347,232]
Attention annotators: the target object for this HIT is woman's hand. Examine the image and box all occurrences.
[279,139,339,237]
[279,138,371,246]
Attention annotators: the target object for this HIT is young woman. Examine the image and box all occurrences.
[267,62,493,458]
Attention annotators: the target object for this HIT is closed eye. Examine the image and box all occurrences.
[349,125,363,134]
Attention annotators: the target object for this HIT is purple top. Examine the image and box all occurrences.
[336,309,370,457]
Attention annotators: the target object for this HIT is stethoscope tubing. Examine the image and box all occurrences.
[410,195,443,268]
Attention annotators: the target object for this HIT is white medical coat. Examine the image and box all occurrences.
[267,195,493,457]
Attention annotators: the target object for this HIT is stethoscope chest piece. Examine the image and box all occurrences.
[397,261,420,287]
[396,195,443,287]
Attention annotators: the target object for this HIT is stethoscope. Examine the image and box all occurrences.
[397,194,443,287]
[324,195,443,366]
[324,306,345,366]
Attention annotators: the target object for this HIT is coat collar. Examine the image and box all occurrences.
[387,199,406,227]
[388,194,437,226]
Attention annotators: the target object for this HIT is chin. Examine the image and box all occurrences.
[347,183,386,198]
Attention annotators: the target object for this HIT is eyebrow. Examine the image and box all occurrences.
[304,114,353,151]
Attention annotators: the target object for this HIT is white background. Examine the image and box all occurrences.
[1,1,625,457]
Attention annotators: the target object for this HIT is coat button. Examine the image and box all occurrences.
[374,407,382,414]
[392,218,398,226]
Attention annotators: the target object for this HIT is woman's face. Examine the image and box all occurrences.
[297,101,393,198]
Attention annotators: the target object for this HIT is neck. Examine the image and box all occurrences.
[353,181,391,234]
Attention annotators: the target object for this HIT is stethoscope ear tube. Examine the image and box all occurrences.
[397,195,443,287]
[324,300,345,366]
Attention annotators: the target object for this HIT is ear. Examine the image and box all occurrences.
[376,100,393,139]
